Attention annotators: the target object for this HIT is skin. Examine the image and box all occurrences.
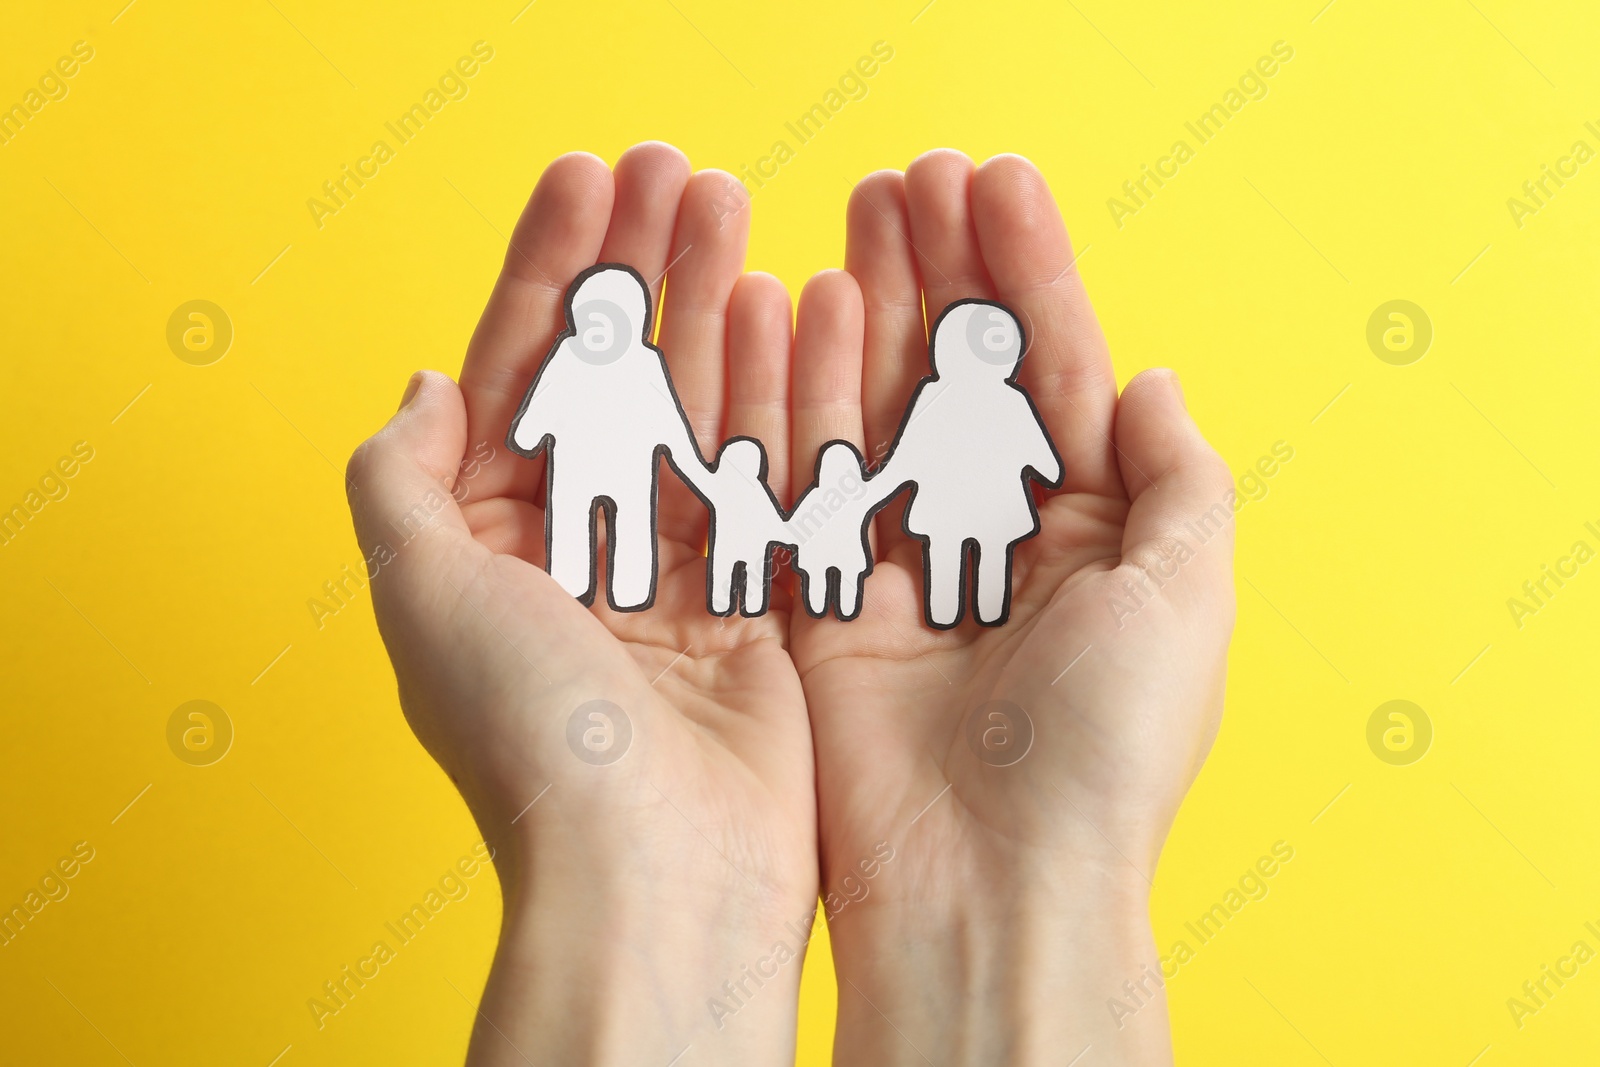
[346,143,1235,1066]
[792,152,1236,1066]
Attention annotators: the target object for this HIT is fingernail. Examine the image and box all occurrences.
[398,372,423,411]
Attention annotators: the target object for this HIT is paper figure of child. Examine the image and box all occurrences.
[505,264,710,612]
[875,300,1062,628]
[691,437,793,616]
[788,441,900,621]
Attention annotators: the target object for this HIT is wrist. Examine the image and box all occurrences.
[829,862,1169,1067]
[469,853,816,1067]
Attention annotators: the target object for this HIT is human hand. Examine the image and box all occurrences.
[345,144,817,1066]
[789,151,1236,1064]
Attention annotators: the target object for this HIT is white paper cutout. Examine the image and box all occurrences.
[696,437,790,617]
[506,267,1062,627]
[788,441,898,621]
[869,300,1063,627]
[506,264,709,611]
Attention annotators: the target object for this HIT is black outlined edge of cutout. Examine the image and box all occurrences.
[871,298,1063,630]
[503,262,709,615]
[688,434,797,619]
[784,438,904,623]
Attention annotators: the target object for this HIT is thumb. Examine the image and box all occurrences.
[1112,369,1235,594]
[345,370,473,577]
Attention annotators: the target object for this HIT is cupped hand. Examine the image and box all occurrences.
[788,151,1237,1065]
[345,144,816,1067]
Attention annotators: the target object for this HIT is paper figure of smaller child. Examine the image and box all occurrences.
[787,442,899,621]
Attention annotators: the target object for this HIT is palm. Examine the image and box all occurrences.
[787,154,1234,927]
[796,495,1186,901]
[461,486,796,706]
[458,492,807,815]
[419,506,811,910]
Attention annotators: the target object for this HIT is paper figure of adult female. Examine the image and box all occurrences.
[872,300,1063,627]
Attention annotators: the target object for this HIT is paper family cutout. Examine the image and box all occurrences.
[506,264,1062,628]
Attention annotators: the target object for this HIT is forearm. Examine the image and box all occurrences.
[830,867,1171,1067]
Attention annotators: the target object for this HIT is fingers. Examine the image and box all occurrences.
[904,149,995,323]
[725,272,794,502]
[652,171,751,547]
[346,371,476,595]
[657,170,751,453]
[970,154,1122,498]
[459,153,614,502]
[595,145,694,548]
[597,142,692,323]
[846,171,927,464]
[845,171,926,556]
[790,270,866,494]
[1112,370,1235,592]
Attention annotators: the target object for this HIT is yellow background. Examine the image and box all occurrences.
[3,0,1598,1063]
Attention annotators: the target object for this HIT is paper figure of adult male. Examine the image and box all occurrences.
[505,264,711,612]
